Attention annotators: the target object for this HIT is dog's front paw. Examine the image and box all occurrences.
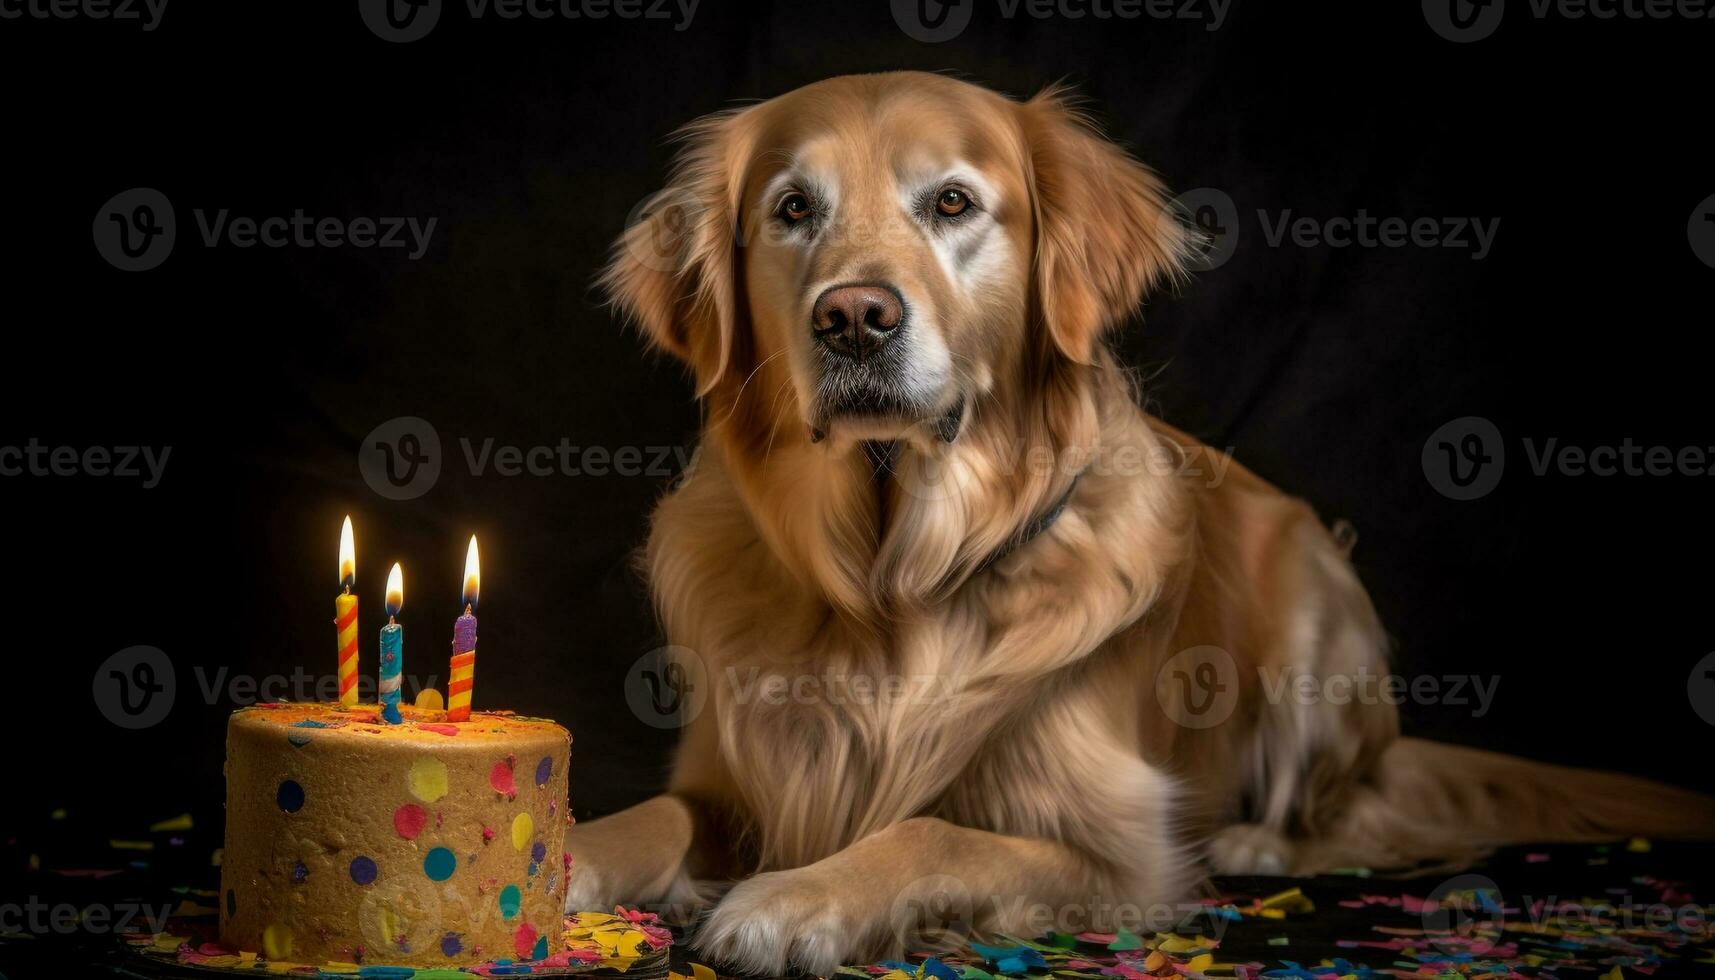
[694,867,880,976]
[1207,823,1294,875]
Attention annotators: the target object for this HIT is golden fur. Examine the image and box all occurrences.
[570,72,1715,974]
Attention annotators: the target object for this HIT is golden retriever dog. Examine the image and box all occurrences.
[568,71,1715,974]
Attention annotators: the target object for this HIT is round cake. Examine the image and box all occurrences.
[218,701,571,968]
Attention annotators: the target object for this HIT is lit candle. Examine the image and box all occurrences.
[334,517,360,707]
[379,562,404,725]
[447,536,480,722]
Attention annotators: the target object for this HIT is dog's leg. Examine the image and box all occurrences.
[563,795,705,917]
[695,815,1186,976]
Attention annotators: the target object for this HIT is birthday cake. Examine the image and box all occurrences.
[218,701,571,968]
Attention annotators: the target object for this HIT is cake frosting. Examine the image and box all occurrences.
[218,701,571,967]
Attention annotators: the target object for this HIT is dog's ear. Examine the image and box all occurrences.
[601,108,757,395]
[1020,86,1194,365]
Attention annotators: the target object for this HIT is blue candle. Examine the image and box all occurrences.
[379,562,404,725]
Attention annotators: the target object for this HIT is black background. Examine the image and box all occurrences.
[2,0,1712,853]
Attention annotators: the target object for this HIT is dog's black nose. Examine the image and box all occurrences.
[812,284,904,360]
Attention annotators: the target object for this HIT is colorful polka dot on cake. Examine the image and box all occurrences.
[393,803,428,840]
[408,756,449,802]
[276,780,305,813]
[498,884,521,920]
[350,855,378,885]
[262,923,293,960]
[535,756,552,787]
[489,759,517,796]
[440,932,463,957]
[424,846,457,881]
[513,921,538,959]
[511,813,533,851]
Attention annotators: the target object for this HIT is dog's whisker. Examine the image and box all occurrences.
[715,348,788,428]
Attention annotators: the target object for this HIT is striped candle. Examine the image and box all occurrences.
[335,516,359,707]
[447,536,480,722]
[379,562,404,725]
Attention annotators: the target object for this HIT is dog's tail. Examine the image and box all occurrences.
[1303,737,1715,872]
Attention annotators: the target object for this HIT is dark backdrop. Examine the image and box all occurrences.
[3,0,1711,843]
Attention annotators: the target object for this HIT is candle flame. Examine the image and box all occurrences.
[386,562,404,618]
[338,516,356,590]
[463,535,480,610]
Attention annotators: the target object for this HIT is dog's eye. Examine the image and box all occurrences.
[778,193,813,224]
[935,188,971,218]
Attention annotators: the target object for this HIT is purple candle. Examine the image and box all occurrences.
[447,536,479,721]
